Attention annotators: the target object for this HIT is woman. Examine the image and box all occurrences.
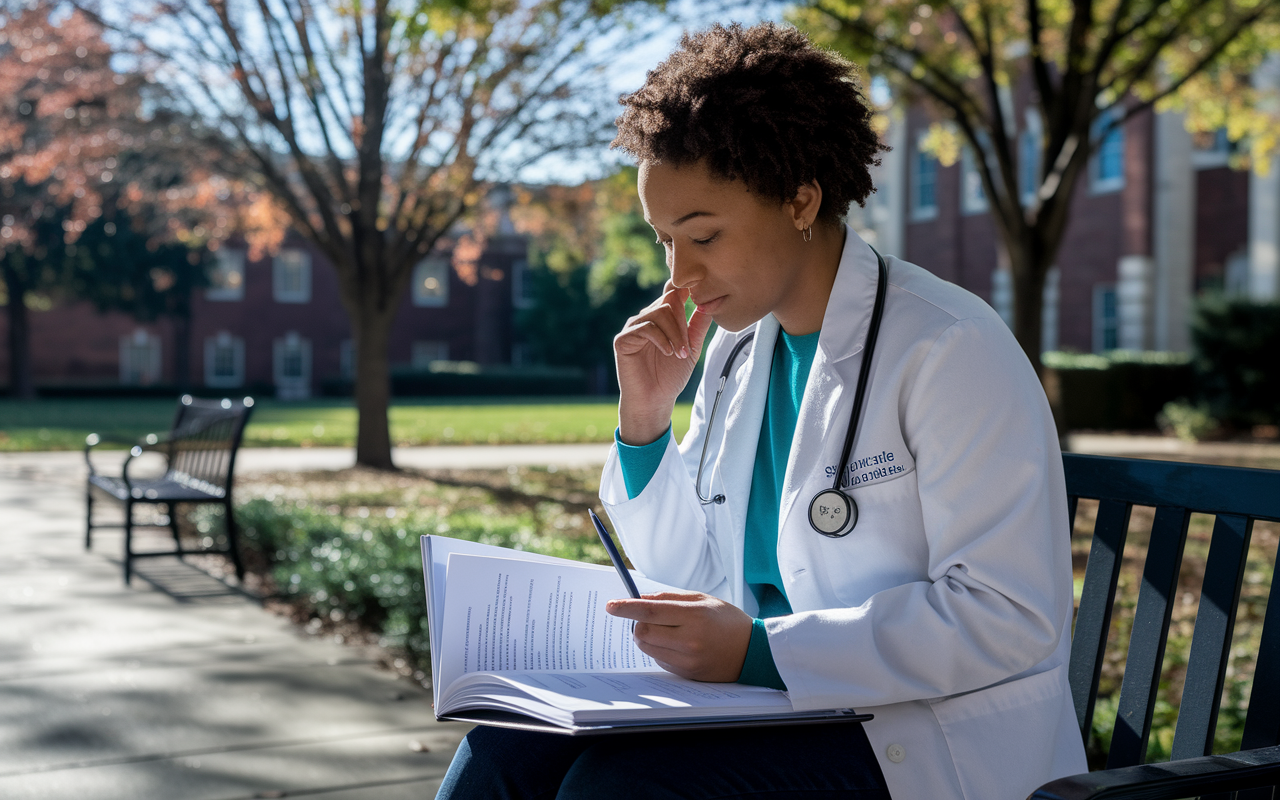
[438,22,1087,800]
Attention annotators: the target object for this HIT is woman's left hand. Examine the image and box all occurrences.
[605,591,753,682]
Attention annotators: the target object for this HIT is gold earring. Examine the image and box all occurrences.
[802,225,813,243]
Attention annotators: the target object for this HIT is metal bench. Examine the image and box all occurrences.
[1031,454,1280,799]
[85,395,255,585]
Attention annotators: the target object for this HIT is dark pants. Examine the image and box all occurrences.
[435,721,891,799]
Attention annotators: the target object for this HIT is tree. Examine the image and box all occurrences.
[0,2,220,397]
[91,0,661,469]
[794,0,1280,373]
[0,3,149,398]
[512,167,666,383]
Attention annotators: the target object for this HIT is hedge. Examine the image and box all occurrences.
[1044,350,1194,431]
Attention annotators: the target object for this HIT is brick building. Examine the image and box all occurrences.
[851,60,1280,354]
[0,223,533,399]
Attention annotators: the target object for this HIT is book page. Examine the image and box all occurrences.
[423,536,604,706]
[443,670,795,727]
[438,553,669,689]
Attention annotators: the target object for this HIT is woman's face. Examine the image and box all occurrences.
[639,159,821,333]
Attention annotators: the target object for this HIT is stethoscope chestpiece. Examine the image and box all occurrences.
[808,488,857,538]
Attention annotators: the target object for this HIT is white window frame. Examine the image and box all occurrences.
[910,133,939,221]
[1092,284,1119,352]
[412,257,450,307]
[511,258,536,309]
[120,328,162,385]
[204,332,245,388]
[205,248,245,301]
[272,248,312,304]
[1042,266,1060,354]
[990,268,1014,329]
[960,143,989,215]
[273,331,312,400]
[411,340,450,369]
[1019,109,1043,206]
[1091,109,1126,194]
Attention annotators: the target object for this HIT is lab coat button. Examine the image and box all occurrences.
[886,744,906,763]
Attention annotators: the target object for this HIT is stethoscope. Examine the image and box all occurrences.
[694,248,889,539]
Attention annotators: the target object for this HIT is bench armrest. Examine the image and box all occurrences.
[1029,745,1280,800]
[85,432,167,477]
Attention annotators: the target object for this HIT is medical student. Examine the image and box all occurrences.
[436,21,1087,800]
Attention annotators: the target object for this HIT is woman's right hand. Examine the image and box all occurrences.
[615,280,715,446]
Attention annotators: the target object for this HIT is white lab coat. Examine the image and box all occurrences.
[599,227,1088,800]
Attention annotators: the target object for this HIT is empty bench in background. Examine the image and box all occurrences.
[1031,453,1280,799]
[84,395,255,585]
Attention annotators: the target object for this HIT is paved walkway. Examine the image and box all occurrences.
[0,444,612,800]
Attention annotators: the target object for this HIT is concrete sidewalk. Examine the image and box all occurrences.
[0,448,622,798]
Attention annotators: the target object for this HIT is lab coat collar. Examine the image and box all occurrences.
[819,225,881,367]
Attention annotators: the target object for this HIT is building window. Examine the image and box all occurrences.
[120,329,161,385]
[339,339,356,380]
[511,342,536,367]
[411,340,449,369]
[1192,128,1234,169]
[1092,109,1126,193]
[910,134,938,220]
[273,331,312,400]
[511,259,536,309]
[204,332,245,388]
[1093,285,1119,352]
[960,143,988,215]
[206,249,245,301]
[412,257,450,307]
[1019,110,1043,206]
[990,268,1014,329]
[1042,266,1060,353]
[273,248,311,303]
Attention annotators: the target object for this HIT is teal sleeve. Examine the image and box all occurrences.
[737,618,787,690]
[615,426,672,500]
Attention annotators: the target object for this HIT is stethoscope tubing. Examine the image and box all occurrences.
[693,247,890,537]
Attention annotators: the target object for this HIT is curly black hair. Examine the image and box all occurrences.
[612,22,887,225]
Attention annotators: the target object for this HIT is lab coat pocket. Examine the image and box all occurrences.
[928,666,1074,800]
[813,469,927,608]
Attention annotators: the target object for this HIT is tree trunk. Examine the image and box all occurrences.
[1006,234,1068,438]
[1,259,35,401]
[1009,247,1048,378]
[352,306,396,470]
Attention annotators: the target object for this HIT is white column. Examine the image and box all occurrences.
[872,111,907,259]
[1152,110,1196,351]
[1248,55,1280,301]
[1117,255,1154,350]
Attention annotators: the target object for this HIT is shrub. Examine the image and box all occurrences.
[1190,296,1280,427]
[228,497,610,664]
[1043,350,1194,430]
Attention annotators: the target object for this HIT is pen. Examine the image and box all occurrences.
[589,508,641,599]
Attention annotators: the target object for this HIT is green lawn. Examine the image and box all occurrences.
[0,397,695,451]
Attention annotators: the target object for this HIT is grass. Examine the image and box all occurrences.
[0,397,695,451]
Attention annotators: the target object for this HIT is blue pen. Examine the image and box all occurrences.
[589,508,641,599]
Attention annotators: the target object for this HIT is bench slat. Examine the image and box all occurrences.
[1107,505,1191,769]
[1173,514,1253,761]
[1071,498,1133,742]
[1241,538,1280,752]
[1063,455,1280,522]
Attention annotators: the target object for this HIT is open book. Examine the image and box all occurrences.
[420,535,870,734]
